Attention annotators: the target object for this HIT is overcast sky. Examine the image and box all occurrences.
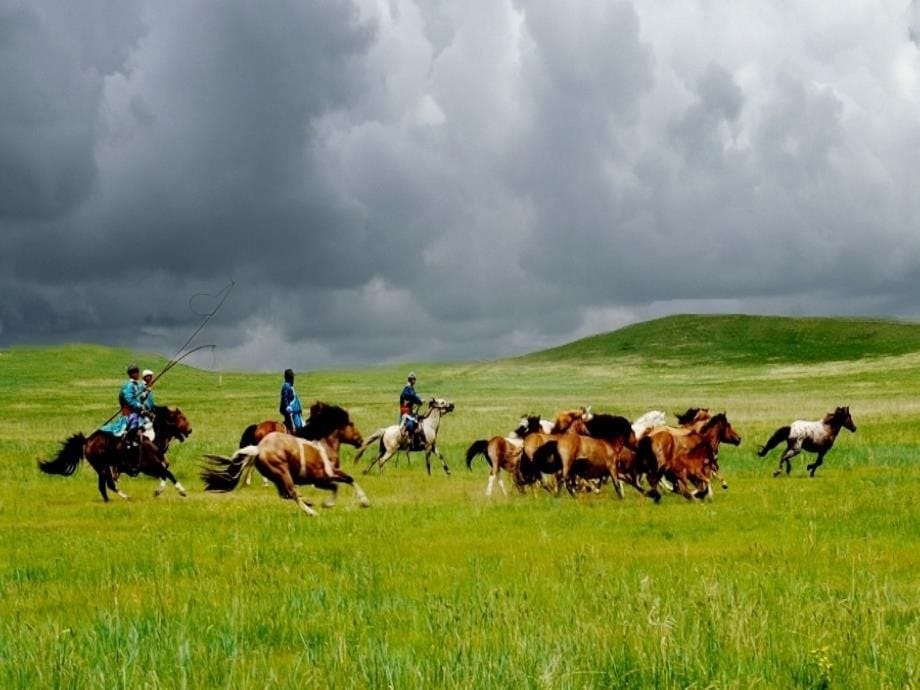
[2,0,920,371]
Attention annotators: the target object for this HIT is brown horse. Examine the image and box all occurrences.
[465,415,548,496]
[757,406,856,477]
[38,406,193,501]
[531,414,637,497]
[202,402,368,515]
[638,412,742,501]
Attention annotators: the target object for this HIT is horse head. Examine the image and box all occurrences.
[428,398,455,414]
[339,419,364,448]
[514,415,543,438]
[154,406,192,441]
[708,412,741,446]
[833,406,857,433]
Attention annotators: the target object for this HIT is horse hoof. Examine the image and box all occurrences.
[721,483,729,490]
[321,499,336,509]
[772,470,781,477]
[359,498,370,508]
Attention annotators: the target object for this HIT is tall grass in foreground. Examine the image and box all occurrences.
[1,326,918,688]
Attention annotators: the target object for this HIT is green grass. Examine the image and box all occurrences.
[1,315,919,689]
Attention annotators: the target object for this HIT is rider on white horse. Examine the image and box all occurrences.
[399,372,423,444]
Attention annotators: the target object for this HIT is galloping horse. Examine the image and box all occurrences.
[201,402,368,515]
[758,406,856,477]
[639,412,742,501]
[355,398,455,475]
[531,414,637,497]
[38,406,193,501]
[465,415,549,497]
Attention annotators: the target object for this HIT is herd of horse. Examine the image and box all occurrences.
[37,397,857,515]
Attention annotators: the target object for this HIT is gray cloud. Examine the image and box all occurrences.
[2,0,920,371]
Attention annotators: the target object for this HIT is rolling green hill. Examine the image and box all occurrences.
[522,314,920,365]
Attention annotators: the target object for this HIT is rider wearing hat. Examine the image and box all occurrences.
[140,369,156,414]
[399,371,423,442]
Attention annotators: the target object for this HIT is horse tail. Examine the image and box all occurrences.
[201,446,258,492]
[757,426,790,457]
[635,435,656,476]
[354,428,385,462]
[238,423,258,448]
[465,440,489,470]
[532,441,559,473]
[37,434,86,476]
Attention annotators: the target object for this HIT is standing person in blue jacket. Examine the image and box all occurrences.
[280,368,304,433]
[399,371,423,441]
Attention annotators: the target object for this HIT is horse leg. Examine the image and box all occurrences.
[807,451,827,477]
[152,466,187,498]
[608,465,625,499]
[275,472,318,516]
[775,444,801,477]
[432,444,451,476]
[318,481,339,508]
[96,468,111,502]
[329,471,370,508]
[367,446,399,474]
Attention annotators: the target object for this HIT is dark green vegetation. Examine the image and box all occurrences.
[1,315,918,688]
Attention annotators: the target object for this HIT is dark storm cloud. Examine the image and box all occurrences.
[2,0,920,370]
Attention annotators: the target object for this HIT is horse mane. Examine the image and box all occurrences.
[675,407,708,425]
[297,402,351,440]
[699,412,728,432]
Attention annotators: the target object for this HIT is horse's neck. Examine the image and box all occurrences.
[422,409,441,435]
[320,436,340,458]
[697,423,723,450]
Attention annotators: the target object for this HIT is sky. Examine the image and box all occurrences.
[2,0,920,372]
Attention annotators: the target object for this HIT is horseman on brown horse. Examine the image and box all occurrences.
[38,364,193,501]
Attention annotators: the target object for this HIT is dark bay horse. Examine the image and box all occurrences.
[758,406,856,477]
[202,402,368,515]
[38,406,193,501]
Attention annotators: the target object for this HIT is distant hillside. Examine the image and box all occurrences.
[520,314,920,365]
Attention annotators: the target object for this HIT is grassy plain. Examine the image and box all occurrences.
[0,315,918,689]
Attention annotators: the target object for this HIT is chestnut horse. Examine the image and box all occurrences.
[465,415,549,496]
[202,403,367,515]
[757,406,856,477]
[531,414,637,497]
[638,412,742,501]
[38,406,193,501]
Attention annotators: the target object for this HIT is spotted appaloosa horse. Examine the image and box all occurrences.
[758,406,856,477]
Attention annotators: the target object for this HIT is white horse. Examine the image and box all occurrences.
[356,398,456,475]
[632,410,667,440]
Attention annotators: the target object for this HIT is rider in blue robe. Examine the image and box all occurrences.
[280,369,304,432]
[100,364,146,437]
